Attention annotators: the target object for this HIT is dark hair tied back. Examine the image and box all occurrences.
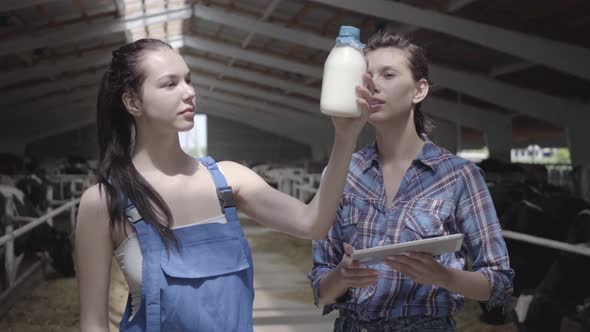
[96,38,179,249]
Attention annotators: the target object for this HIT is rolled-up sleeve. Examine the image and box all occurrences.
[307,208,345,310]
[455,164,514,306]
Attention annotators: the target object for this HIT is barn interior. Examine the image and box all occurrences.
[1,1,590,331]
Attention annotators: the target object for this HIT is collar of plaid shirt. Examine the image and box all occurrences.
[359,134,442,174]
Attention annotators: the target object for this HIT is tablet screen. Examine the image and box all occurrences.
[351,233,464,265]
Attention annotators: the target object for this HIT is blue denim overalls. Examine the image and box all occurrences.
[118,156,254,332]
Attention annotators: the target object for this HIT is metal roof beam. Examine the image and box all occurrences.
[183,35,322,79]
[308,0,590,81]
[0,6,192,56]
[188,8,589,126]
[184,55,319,99]
[0,49,111,87]
[0,0,59,12]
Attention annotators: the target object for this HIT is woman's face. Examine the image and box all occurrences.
[132,48,196,133]
[365,47,427,125]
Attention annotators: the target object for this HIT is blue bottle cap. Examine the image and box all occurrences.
[338,26,361,41]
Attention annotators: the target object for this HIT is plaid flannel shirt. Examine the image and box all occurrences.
[308,137,514,321]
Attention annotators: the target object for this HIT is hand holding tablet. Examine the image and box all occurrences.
[350,234,465,265]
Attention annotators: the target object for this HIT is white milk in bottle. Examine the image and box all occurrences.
[320,26,367,117]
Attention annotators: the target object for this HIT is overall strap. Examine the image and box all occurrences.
[125,200,143,223]
[124,201,162,332]
[199,156,239,221]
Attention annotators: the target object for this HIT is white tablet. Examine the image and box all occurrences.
[351,233,465,265]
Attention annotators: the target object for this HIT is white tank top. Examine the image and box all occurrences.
[114,214,228,320]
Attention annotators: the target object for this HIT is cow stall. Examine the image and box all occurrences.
[0,156,94,316]
[477,159,590,332]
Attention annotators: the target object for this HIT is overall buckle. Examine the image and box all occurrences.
[216,186,235,214]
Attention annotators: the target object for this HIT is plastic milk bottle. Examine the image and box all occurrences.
[320,25,366,117]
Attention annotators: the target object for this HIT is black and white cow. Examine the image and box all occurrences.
[477,158,590,326]
[519,209,590,332]
[15,173,52,215]
[0,183,75,281]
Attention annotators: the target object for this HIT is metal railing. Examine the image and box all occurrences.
[0,173,90,303]
[0,198,79,303]
[48,174,94,201]
[503,230,590,258]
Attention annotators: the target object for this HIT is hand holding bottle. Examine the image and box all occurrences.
[355,73,377,114]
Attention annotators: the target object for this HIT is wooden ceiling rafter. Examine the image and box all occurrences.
[283,3,317,58]
[7,9,37,67]
[1,0,588,150]
[286,2,316,28]
[9,10,35,35]
[213,24,224,39]
[320,8,348,36]
[35,4,53,24]
[0,9,117,39]
[72,0,89,21]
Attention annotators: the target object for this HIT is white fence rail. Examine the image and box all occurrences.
[0,170,93,306]
[503,230,590,258]
[1,198,79,296]
[48,174,94,201]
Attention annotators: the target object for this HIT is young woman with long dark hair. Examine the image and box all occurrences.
[75,38,367,332]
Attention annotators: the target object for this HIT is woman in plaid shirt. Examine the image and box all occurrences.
[309,27,514,332]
